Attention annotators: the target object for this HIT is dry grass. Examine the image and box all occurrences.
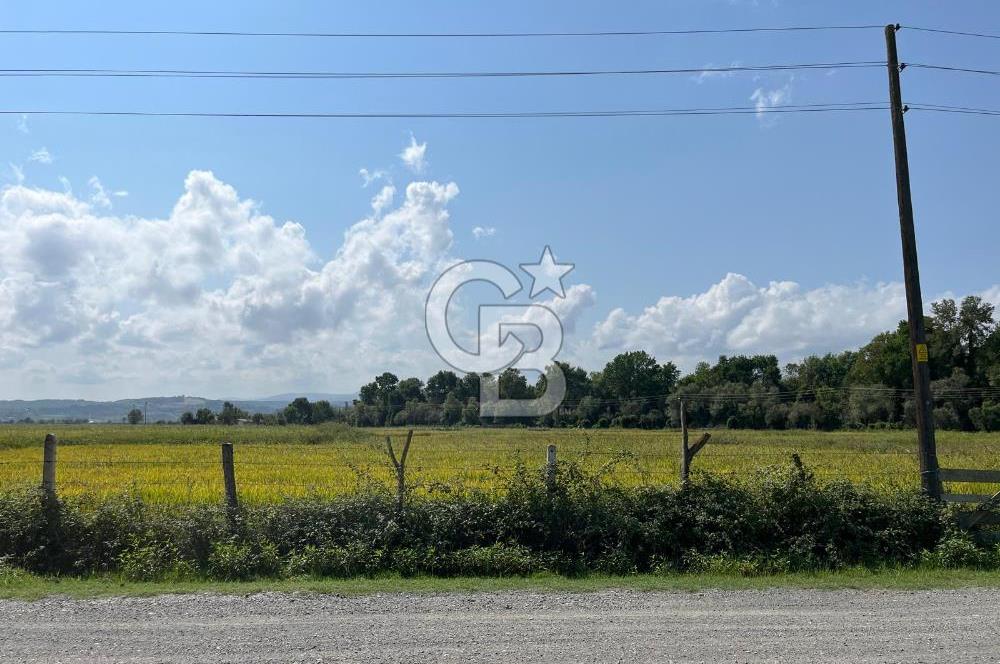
[0,424,997,504]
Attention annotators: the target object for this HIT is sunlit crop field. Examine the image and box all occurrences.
[1,424,998,504]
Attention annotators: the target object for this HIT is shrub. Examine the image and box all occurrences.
[970,402,1000,432]
[207,539,281,581]
[0,461,989,580]
[921,532,998,569]
[119,540,195,582]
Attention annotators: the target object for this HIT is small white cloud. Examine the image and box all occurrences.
[28,148,53,164]
[58,176,72,194]
[113,190,129,198]
[750,82,792,122]
[88,176,112,209]
[692,61,741,84]
[399,135,428,173]
[359,167,387,187]
[16,114,29,134]
[472,226,496,240]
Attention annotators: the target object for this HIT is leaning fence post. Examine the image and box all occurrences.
[546,444,557,492]
[221,442,239,515]
[679,400,690,486]
[41,433,58,500]
[385,429,413,512]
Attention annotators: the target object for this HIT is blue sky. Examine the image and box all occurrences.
[1,1,998,399]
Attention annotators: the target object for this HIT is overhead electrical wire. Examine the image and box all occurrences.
[908,102,1000,116]
[0,61,885,80]
[904,25,1000,40]
[0,25,886,39]
[905,62,1000,77]
[0,103,889,120]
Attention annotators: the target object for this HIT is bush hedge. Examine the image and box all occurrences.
[0,462,996,580]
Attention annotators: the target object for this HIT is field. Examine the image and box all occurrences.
[1,424,998,504]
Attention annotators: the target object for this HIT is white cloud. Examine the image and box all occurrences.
[87,176,113,209]
[359,168,388,187]
[400,135,428,173]
[28,148,53,164]
[585,273,911,371]
[472,226,496,240]
[16,114,29,135]
[692,62,741,84]
[370,184,395,216]
[0,164,474,398]
[982,285,1000,310]
[750,81,792,123]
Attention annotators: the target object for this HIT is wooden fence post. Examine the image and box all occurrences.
[385,429,413,511]
[679,401,712,486]
[679,401,690,486]
[221,442,239,514]
[41,433,58,500]
[546,444,557,491]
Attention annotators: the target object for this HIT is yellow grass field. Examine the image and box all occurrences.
[1,424,998,504]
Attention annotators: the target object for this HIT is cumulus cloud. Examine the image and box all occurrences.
[28,148,53,164]
[586,273,910,371]
[370,184,395,216]
[0,163,477,398]
[400,135,428,173]
[472,226,496,240]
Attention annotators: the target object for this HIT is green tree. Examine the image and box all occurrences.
[311,400,336,423]
[283,398,313,425]
[442,392,463,425]
[218,401,247,426]
[194,408,215,425]
[126,408,143,425]
[425,370,459,404]
[597,351,679,403]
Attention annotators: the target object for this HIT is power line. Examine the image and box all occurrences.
[904,25,1000,40]
[0,103,889,120]
[0,25,886,39]
[0,61,885,80]
[906,62,1000,77]
[908,103,1000,117]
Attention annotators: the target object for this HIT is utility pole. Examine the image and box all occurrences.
[884,24,940,499]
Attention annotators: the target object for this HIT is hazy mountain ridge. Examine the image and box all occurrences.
[0,396,291,423]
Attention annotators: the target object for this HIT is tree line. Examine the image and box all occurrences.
[180,295,1000,432]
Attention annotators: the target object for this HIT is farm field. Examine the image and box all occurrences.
[0,424,998,504]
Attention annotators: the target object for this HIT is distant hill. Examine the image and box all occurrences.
[259,393,357,405]
[0,396,294,423]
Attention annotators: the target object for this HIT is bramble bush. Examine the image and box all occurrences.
[0,461,993,580]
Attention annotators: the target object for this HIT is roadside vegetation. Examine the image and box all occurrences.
[1,460,997,589]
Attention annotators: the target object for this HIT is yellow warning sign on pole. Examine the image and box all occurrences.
[915,343,929,363]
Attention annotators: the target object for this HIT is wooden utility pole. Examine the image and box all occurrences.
[884,24,940,499]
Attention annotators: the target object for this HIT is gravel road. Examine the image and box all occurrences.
[1,588,998,663]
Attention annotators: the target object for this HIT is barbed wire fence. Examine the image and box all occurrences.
[1,388,997,506]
